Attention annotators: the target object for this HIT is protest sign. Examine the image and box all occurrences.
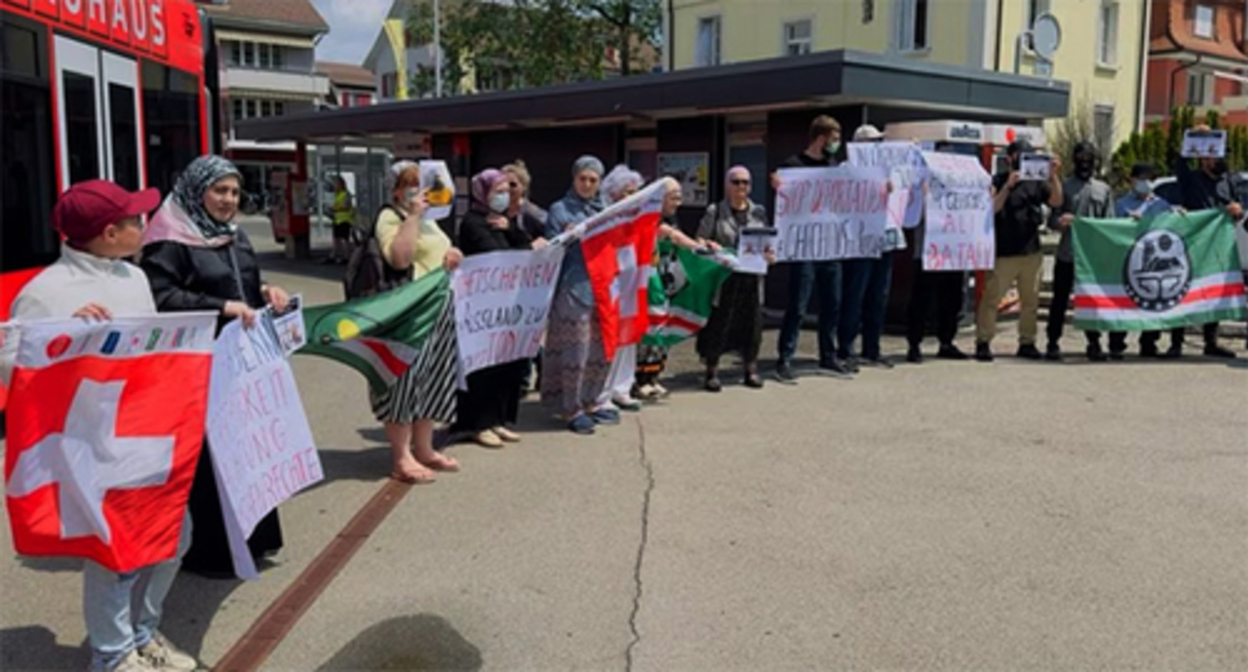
[921,152,995,271]
[207,309,320,580]
[1019,153,1051,181]
[773,166,890,261]
[451,245,565,380]
[272,295,305,355]
[419,160,455,220]
[1181,129,1227,158]
[736,227,778,275]
[657,153,710,206]
[848,141,926,229]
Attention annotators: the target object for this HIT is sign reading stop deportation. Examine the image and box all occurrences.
[451,246,566,381]
[774,166,890,261]
[920,152,995,271]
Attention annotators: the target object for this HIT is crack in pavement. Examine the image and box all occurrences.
[624,416,655,672]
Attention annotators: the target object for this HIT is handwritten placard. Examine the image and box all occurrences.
[1019,153,1051,181]
[921,152,995,271]
[847,141,926,229]
[1181,129,1227,158]
[451,245,566,382]
[774,166,890,261]
[206,309,321,580]
[736,227,778,275]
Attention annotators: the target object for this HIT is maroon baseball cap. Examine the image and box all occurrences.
[51,180,161,244]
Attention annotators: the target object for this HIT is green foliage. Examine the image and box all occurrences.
[1049,98,1115,179]
[1111,107,1248,188]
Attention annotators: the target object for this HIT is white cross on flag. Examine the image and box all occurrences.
[4,313,216,573]
[579,181,664,361]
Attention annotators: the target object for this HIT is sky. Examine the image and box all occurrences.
[309,0,393,65]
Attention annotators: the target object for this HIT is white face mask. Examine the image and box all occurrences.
[488,192,510,214]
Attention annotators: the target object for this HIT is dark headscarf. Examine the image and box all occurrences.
[469,168,507,213]
[171,155,243,240]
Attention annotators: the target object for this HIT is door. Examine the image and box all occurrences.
[54,36,144,191]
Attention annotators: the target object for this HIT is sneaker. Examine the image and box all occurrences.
[633,383,659,401]
[775,361,798,384]
[613,395,643,412]
[1044,343,1063,361]
[568,414,596,435]
[1108,350,1126,361]
[974,342,994,362]
[138,634,197,671]
[935,344,967,360]
[1162,344,1183,359]
[1205,343,1236,359]
[743,373,764,389]
[817,359,855,379]
[590,407,621,425]
[1085,344,1108,362]
[96,650,156,672]
[704,375,723,393]
[1139,343,1159,358]
[906,345,923,363]
[652,382,670,398]
[858,357,894,369]
[1016,344,1043,360]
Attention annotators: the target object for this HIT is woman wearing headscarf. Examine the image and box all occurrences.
[141,155,290,577]
[696,166,773,391]
[597,165,646,412]
[451,169,541,447]
[503,160,548,242]
[541,155,614,435]
[366,160,464,482]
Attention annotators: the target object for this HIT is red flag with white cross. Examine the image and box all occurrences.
[4,313,217,573]
[578,182,664,361]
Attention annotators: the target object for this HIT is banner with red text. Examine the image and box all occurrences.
[451,245,565,382]
[920,152,995,271]
[774,166,891,261]
[207,307,320,580]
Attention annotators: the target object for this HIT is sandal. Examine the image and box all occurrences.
[474,429,504,448]
[391,465,437,485]
[418,453,461,472]
[493,426,521,443]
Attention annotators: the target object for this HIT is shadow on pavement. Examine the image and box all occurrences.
[254,251,344,284]
[160,570,246,662]
[0,625,88,670]
[316,614,482,671]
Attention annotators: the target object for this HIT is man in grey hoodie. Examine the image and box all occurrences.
[1045,140,1121,361]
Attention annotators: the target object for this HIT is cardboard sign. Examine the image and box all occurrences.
[773,166,891,261]
[420,160,456,220]
[847,141,926,229]
[921,152,995,271]
[1019,153,1051,181]
[1181,129,1227,159]
[736,227,778,275]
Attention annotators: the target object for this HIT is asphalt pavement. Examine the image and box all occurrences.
[2,221,1246,671]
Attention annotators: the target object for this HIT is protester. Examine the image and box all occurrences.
[1046,140,1121,361]
[905,191,968,363]
[355,160,464,480]
[451,169,540,448]
[838,124,898,370]
[140,155,289,577]
[1165,124,1244,359]
[326,175,354,264]
[697,166,774,391]
[503,159,548,241]
[975,139,1064,362]
[598,165,647,412]
[1115,163,1172,220]
[6,180,198,672]
[773,115,851,381]
[542,155,615,434]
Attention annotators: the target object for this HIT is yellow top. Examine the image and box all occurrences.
[332,190,353,225]
[375,207,452,280]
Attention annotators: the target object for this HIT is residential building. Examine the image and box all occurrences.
[666,0,1150,150]
[197,0,329,189]
[318,61,379,109]
[1145,0,1247,125]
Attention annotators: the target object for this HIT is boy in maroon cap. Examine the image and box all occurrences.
[5,179,198,671]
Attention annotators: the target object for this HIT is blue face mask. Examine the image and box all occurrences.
[488,192,510,214]
[1133,180,1152,197]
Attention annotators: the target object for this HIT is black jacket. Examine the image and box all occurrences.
[458,210,533,256]
[141,228,264,331]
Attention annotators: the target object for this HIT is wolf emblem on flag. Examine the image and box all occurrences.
[1123,230,1191,311]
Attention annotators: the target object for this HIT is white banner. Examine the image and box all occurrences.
[451,245,565,381]
[921,152,995,271]
[774,166,891,261]
[206,309,321,580]
[847,141,926,230]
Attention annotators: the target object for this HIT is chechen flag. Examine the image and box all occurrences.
[1073,209,1247,332]
[5,312,217,573]
[579,181,665,361]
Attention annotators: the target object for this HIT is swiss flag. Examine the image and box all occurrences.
[580,189,662,361]
[4,314,214,573]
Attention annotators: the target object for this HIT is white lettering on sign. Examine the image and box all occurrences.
[65,0,84,14]
[130,0,148,40]
[150,0,165,48]
[773,165,891,261]
[111,0,128,33]
[89,0,106,23]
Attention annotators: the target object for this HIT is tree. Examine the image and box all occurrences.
[1111,107,1248,187]
[1048,97,1116,181]
[577,0,662,76]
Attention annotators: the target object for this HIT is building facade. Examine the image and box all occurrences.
[1145,0,1248,126]
[666,0,1149,151]
[318,61,379,109]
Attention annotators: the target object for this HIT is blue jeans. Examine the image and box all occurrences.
[85,514,191,670]
[838,254,894,360]
[777,260,842,365]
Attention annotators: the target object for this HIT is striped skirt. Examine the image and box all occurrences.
[541,289,610,417]
[370,299,459,425]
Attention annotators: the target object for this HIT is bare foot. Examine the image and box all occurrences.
[417,452,460,473]
[391,455,436,484]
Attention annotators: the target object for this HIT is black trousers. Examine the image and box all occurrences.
[1048,260,1126,352]
[1140,323,1220,349]
[906,260,964,348]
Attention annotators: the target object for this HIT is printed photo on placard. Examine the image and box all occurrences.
[1019,153,1051,181]
[420,160,455,220]
[736,227,778,275]
[1181,129,1227,159]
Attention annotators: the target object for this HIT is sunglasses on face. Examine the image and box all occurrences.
[508,182,519,188]
[730,179,750,186]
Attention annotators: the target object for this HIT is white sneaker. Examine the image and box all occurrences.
[137,634,198,671]
[93,649,156,672]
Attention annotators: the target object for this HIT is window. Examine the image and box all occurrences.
[271,45,283,69]
[1093,105,1114,152]
[1193,4,1214,38]
[1187,72,1209,105]
[258,43,271,68]
[897,0,929,52]
[63,72,99,185]
[241,42,254,67]
[107,82,139,190]
[227,40,241,66]
[695,16,721,67]
[1027,0,1052,28]
[259,100,271,116]
[274,101,283,115]
[783,19,812,56]
[1097,0,1118,66]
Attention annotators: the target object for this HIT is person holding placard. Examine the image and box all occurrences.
[772,115,852,382]
[503,160,549,394]
[697,166,775,390]
[1045,141,1121,361]
[975,139,1064,362]
[1164,124,1244,359]
[1115,163,1172,221]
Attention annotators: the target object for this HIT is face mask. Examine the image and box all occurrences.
[1133,180,1152,197]
[488,192,510,213]
[1074,158,1095,179]
[825,141,840,157]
